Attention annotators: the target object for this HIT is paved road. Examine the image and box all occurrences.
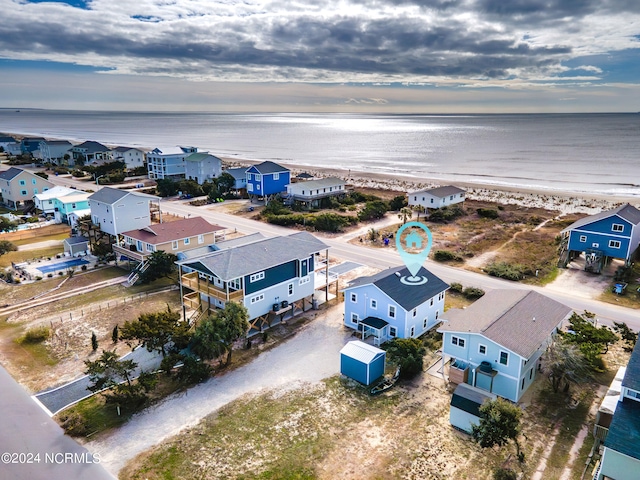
[35,347,165,416]
[0,364,114,480]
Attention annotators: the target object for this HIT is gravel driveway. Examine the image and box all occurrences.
[88,306,352,475]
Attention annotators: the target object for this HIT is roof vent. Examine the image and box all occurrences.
[395,272,401,277]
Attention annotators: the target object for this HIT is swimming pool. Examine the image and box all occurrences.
[37,258,89,274]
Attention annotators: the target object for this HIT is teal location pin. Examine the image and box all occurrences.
[395,221,432,286]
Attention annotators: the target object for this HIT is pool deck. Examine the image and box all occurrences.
[15,254,98,280]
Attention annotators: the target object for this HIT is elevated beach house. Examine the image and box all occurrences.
[147,146,198,180]
[111,146,146,171]
[71,141,112,165]
[438,289,571,403]
[0,167,54,210]
[408,185,466,210]
[0,135,17,152]
[594,341,640,480]
[559,203,640,272]
[33,185,77,215]
[178,231,329,332]
[343,266,449,346]
[285,176,346,207]
[246,161,290,202]
[184,153,222,185]
[223,167,248,192]
[20,137,46,155]
[88,187,159,237]
[36,140,72,164]
[113,216,226,265]
[53,192,91,225]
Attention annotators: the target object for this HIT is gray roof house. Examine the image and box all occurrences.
[439,290,572,402]
[285,176,347,207]
[178,231,330,332]
[88,187,160,236]
[408,185,466,210]
[71,141,112,165]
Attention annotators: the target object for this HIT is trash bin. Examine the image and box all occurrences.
[312,299,318,310]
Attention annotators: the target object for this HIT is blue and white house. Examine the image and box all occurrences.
[560,203,640,270]
[246,161,290,201]
[594,341,640,480]
[147,146,198,180]
[439,289,572,403]
[177,231,329,332]
[184,152,222,185]
[223,167,247,191]
[343,266,449,346]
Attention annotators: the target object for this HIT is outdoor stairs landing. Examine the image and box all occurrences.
[125,260,150,287]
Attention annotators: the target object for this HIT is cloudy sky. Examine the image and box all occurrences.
[1,0,639,112]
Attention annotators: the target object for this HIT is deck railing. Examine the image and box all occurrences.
[181,271,244,302]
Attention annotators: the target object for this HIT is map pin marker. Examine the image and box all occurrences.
[395,221,433,286]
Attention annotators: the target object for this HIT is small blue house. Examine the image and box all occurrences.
[246,161,290,202]
[343,266,449,346]
[439,289,571,403]
[340,340,386,386]
[560,203,640,271]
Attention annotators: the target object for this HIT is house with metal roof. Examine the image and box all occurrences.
[34,185,77,214]
[71,141,112,165]
[285,176,346,207]
[342,266,449,346]
[184,152,222,185]
[559,203,640,272]
[594,340,640,480]
[111,146,146,170]
[88,187,160,236]
[340,340,386,386]
[438,290,572,403]
[147,146,198,180]
[246,161,290,202]
[0,167,54,209]
[408,185,466,210]
[53,192,91,225]
[177,231,329,332]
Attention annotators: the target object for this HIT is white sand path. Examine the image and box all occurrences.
[87,306,352,476]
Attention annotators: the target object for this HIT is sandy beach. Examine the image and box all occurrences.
[223,157,638,215]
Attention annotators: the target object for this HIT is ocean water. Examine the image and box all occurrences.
[0,110,639,197]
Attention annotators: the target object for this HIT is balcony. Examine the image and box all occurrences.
[113,243,147,262]
[181,271,244,302]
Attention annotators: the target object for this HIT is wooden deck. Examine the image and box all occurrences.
[181,271,244,302]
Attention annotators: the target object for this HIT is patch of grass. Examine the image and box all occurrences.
[58,395,131,437]
[10,232,68,247]
[18,325,50,344]
[0,246,64,268]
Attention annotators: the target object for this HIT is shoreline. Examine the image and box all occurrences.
[222,158,637,215]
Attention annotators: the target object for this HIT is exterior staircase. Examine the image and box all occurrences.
[126,260,150,286]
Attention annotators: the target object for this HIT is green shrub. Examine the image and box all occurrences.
[477,207,499,219]
[313,213,351,232]
[72,169,85,177]
[428,205,465,223]
[462,287,485,299]
[357,200,389,221]
[485,262,526,281]
[493,468,517,480]
[19,326,51,344]
[389,195,408,211]
[59,412,90,437]
[449,282,463,293]
[433,250,464,262]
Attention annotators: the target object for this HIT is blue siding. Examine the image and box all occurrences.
[568,216,634,260]
[244,260,297,295]
[262,171,290,195]
[340,354,385,385]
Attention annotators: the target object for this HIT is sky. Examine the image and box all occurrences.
[1,0,639,112]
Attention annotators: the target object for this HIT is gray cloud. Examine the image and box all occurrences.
[0,0,637,84]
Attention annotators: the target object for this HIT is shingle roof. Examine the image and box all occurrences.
[185,153,221,163]
[0,136,16,143]
[64,236,89,246]
[150,146,190,155]
[345,265,449,311]
[410,185,465,198]
[0,167,25,181]
[34,185,76,201]
[439,290,571,358]
[88,187,158,204]
[121,217,224,245]
[179,231,328,281]
[561,203,640,233]
[604,398,640,460]
[224,167,247,180]
[289,177,345,189]
[112,146,141,152]
[622,341,640,392]
[57,192,91,204]
[248,161,289,174]
[74,141,110,153]
[41,140,72,146]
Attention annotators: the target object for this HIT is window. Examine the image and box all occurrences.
[451,336,465,348]
[288,283,294,296]
[246,173,252,180]
[529,368,533,380]
[389,326,397,337]
[136,240,143,251]
[146,243,154,252]
[499,351,509,366]
[350,293,357,303]
[256,183,261,191]
[592,242,599,248]
[370,299,377,309]
[184,238,190,245]
[423,318,428,328]
[32,178,37,185]
[612,224,624,232]
[410,326,415,337]
[389,305,396,318]
[273,172,279,180]
[198,234,204,244]
[351,313,359,324]
[609,240,621,249]
[628,390,640,400]
[20,190,27,196]
[250,271,265,282]
[19,180,25,186]
[412,308,417,317]
[579,235,587,242]
[33,188,38,194]
[430,298,434,307]
[250,293,264,304]
[299,276,310,285]
[430,198,434,203]
[435,310,439,319]
[247,184,253,192]
[413,196,417,201]
[521,378,525,390]
[479,345,487,355]
[255,174,261,181]
[172,240,178,250]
